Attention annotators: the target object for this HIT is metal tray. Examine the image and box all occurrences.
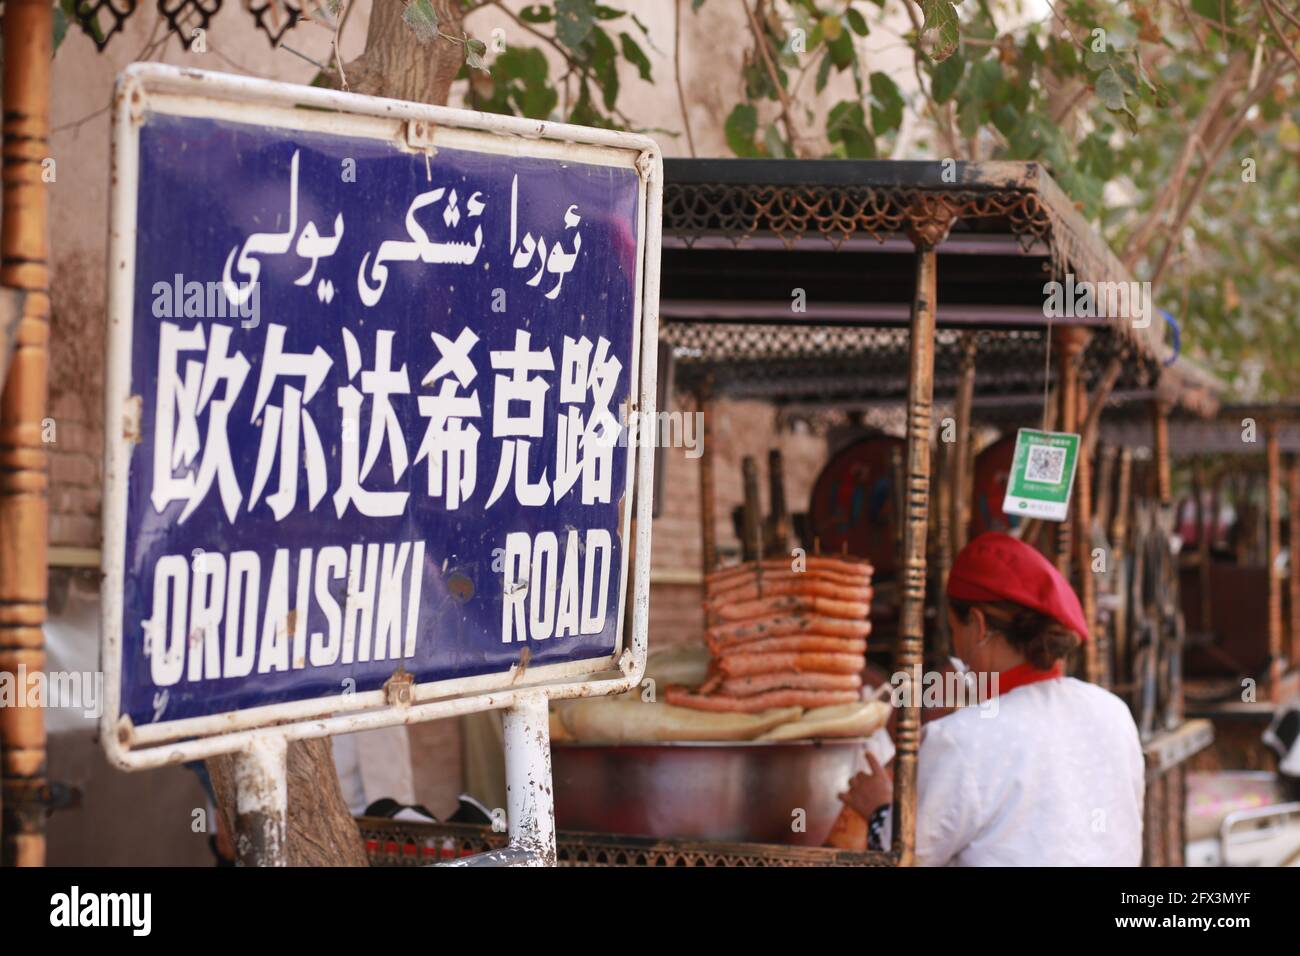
[553,738,868,846]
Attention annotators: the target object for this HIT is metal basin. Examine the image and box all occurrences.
[553,738,868,846]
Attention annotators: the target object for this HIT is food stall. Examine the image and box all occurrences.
[1103,403,1300,864]
[361,158,1205,866]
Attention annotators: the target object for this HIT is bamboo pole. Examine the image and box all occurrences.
[0,0,52,868]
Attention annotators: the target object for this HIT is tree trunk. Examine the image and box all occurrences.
[341,0,467,105]
[207,737,369,867]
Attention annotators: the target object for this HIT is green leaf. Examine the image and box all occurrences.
[1095,66,1127,112]
[826,100,875,158]
[619,31,652,82]
[827,27,855,70]
[1021,30,1044,68]
[1191,0,1235,27]
[569,79,607,128]
[53,5,68,51]
[815,49,834,93]
[931,51,965,103]
[966,56,1001,103]
[519,5,553,23]
[725,103,761,157]
[590,26,619,111]
[869,71,904,135]
[401,0,439,44]
[481,47,558,120]
[65,0,105,45]
[763,122,790,158]
[594,4,625,19]
[692,0,707,10]
[556,0,597,51]
[919,0,960,63]
[845,8,870,37]
[1083,48,1112,73]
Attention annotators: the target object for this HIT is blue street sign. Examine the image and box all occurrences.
[105,75,655,738]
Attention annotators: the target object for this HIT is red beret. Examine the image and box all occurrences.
[946,532,1088,641]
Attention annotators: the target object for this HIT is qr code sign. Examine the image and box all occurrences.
[1025,445,1066,484]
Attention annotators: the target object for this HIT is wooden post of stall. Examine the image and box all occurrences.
[1288,456,1300,676]
[1054,327,1096,679]
[1053,329,1083,577]
[740,456,763,564]
[933,441,952,659]
[1266,423,1283,698]
[1094,444,1117,688]
[766,448,790,556]
[697,381,717,575]
[1208,465,1224,633]
[892,209,950,866]
[1195,459,1213,638]
[1152,399,1172,507]
[1112,448,1133,688]
[0,0,52,868]
[950,335,975,556]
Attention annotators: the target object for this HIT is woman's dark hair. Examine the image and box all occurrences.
[948,598,1081,670]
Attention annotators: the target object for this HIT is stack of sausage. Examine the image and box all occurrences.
[664,555,873,714]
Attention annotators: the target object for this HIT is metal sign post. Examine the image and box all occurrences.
[102,65,661,866]
[232,735,288,867]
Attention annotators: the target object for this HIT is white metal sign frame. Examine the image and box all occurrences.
[101,65,660,792]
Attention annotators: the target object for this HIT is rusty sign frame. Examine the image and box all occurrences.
[100,65,661,793]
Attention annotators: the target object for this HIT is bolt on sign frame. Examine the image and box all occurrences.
[101,65,662,866]
[657,158,1170,867]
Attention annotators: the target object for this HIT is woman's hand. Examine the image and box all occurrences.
[838,752,893,819]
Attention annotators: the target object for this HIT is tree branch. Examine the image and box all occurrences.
[674,0,697,157]
[737,0,805,156]
[1262,0,1300,75]
[1148,53,1296,288]
[1121,49,1248,269]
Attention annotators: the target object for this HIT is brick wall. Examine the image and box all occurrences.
[646,391,828,652]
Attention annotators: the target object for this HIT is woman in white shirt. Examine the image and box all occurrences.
[841,532,1145,866]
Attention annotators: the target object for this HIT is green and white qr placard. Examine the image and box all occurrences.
[1001,428,1081,522]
